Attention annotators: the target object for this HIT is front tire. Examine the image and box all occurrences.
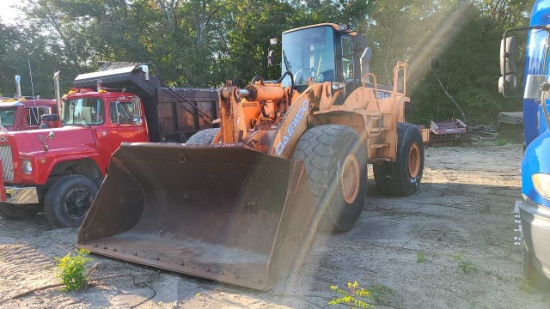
[374,122,424,196]
[44,175,98,227]
[293,125,367,232]
[0,203,38,220]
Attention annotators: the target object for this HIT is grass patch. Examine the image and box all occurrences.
[329,281,376,308]
[369,284,395,304]
[452,254,478,273]
[519,280,535,293]
[495,138,508,146]
[55,249,93,292]
[416,251,428,263]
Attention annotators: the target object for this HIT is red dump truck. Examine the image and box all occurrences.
[0,74,58,131]
[0,63,218,227]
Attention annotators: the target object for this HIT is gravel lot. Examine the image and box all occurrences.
[1,142,548,308]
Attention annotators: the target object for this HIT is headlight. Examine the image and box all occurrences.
[532,173,550,200]
[21,160,32,174]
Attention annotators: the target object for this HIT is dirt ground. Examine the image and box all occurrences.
[0,142,549,308]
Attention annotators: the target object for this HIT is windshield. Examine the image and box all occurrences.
[281,26,335,87]
[62,98,104,125]
[0,108,16,126]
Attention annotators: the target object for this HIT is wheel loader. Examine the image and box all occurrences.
[77,23,427,290]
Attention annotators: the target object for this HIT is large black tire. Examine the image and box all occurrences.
[186,128,220,145]
[44,175,98,227]
[374,122,424,196]
[293,124,367,232]
[0,203,38,220]
[524,245,550,289]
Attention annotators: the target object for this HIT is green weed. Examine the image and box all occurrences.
[453,254,477,273]
[495,138,508,146]
[416,251,427,263]
[519,280,535,293]
[328,281,376,308]
[369,284,395,304]
[55,249,93,292]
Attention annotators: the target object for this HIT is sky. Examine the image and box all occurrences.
[0,0,23,25]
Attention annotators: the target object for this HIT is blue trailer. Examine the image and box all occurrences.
[501,0,550,287]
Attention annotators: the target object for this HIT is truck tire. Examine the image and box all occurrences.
[524,246,550,289]
[373,122,424,196]
[293,124,367,232]
[186,128,220,145]
[44,175,98,227]
[0,203,38,220]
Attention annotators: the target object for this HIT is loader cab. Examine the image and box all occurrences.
[281,23,364,94]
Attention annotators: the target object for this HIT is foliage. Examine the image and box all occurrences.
[369,284,395,304]
[452,253,478,273]
[328,281,376,308]
[416,251,428,263]
[495,138,508,146]
[55,249,93,292]
[0,0,534,125]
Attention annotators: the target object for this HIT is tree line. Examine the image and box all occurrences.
[0,0,534,126]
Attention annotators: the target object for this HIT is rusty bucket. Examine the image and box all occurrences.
[77,143,316,290]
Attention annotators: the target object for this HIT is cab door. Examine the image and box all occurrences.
[105,98,148,152]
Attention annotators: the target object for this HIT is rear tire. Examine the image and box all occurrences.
[374,122,424,196]
[0,203,38,220]
[44,175,98,227]
[293,125,367,232]
[186,128,220,145]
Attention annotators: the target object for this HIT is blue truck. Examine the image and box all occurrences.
[500,0,550,287]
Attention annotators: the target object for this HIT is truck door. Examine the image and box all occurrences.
[105,99,148,152]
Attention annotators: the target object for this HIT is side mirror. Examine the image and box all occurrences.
[267,37,279,68]
[268,49,276,67]
[133,116,143,126]
[500,36,518,75]
[499,36,519,95]
[498,75,518,94]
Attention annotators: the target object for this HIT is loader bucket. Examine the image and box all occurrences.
[77,143,317,290]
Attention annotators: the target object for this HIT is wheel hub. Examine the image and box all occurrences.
[64,187,92,219]
[408,143,421,178]
[340,155,361,204]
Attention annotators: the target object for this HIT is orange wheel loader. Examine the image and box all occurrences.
[77,23,428,290]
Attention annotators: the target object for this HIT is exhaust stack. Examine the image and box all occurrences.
[54,71,61,114]
[14,75,21,98]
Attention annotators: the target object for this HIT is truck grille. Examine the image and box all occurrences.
[0,145,14,181]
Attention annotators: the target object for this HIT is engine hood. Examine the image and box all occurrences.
[0,126,97,154]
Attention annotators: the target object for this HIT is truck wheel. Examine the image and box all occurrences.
[524,246,550,289]
[0,203,38,220]
[44,175,98,227]
[374,122,424,196]
[293,124,367,232]
[186,128,220,144]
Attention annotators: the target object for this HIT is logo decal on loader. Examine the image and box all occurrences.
[275,100,309,155]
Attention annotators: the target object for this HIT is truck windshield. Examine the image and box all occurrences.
[62,98,104,125]
[0,108,16,126]
[281,26,335,87]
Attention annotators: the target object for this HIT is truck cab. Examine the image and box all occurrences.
[0,63,218,227]
[500,0,550,287]
[0,97,58,131]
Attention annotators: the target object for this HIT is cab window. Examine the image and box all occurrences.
[110,101,135,124]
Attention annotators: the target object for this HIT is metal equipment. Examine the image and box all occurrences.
[77,23,427,290]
